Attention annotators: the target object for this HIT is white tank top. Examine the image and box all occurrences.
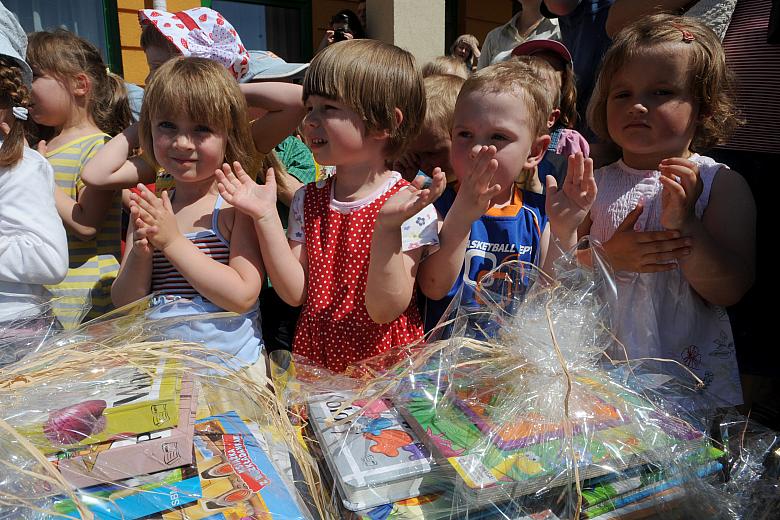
[590,154,742,406]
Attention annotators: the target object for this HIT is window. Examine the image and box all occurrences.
[4,0,121,72]
[209,0,312,62]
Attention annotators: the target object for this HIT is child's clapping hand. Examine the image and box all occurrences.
[216,161,278,222]
[377,168,446,229]
[546,152,597,238]
[659,157,703,231]
[450,145,502,222]
[129,185,182,251]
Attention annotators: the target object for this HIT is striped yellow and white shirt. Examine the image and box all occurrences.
[45,133,121,329]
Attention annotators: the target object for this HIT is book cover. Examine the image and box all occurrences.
[18,358,183,454]
[51,455,202,520]
[51,376,197,488]
[161,411,306,520]
[402,379,707,503]
[307,392,441,511]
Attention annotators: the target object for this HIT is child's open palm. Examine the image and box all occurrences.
[378,168,446,229]
[130,185,182,251]
[216,162,277,222]
[546,153,597,237]
[659,157,703,231]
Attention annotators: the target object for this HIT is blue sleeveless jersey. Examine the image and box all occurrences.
[423,186,547,332]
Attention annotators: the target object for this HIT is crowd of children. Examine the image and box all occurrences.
[0,2,756,409]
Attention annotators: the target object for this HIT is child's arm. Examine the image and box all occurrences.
[81,124,157,189]
[216,163,308,306]
[659,157,755,306]
[542,153,597,272]
[241,83,306,154]
[416,146,502,300]
[0,157,68,285]
[111,208,154,307]
[366,171,448,324]
[131,185,264,313]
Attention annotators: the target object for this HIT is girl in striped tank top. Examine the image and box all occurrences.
[25,30,132,328]
[110,57,265,371]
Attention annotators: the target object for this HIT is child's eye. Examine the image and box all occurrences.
[491,134,508,141]
[455,131,472,139]
[654,89,673,96]
[195,125,213,133]
[158,121,176,130]
[612,91,630,99]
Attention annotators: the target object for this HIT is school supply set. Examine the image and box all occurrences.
[0,297,324,520]
[298,245,772,519]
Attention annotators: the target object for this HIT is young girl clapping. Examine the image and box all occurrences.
[217,40,442,372]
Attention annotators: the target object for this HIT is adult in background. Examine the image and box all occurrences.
[478,0,561,68]
[541,0,614,143]
[317,9,365,52]
[450,34,481,72]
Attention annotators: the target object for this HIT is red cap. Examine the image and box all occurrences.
[511,39,573,65]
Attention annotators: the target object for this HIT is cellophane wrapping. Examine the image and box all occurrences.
[278,241,778,519]
[0,295,333,520]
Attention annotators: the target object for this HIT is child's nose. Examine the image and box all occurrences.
[629,102,648,115]
[173,133,195,149]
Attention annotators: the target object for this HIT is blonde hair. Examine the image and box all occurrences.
[422,56,469,80]
[450,34,480,71]
[423,74,464,139]
[459,60,552,139]
[26,29,132,136]
[587,13,739,152]
[139,57,261,176]
[303,39,425,160]
[0,57,30,166]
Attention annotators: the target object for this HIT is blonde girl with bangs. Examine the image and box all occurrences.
[216,39,443,373]
[582,14,755,406]
[111,57,266,371]
[25,29,131,328]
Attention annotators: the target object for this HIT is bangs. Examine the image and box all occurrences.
[303,44,358,111]
[144,58,235,133]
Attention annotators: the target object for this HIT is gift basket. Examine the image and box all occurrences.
[279,240,779,520]
[0,295,335,520]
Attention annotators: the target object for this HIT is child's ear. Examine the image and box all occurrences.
[523,134,551,170]
[72,73,91,97]
[370,108,404,141]
[548,109,561,129]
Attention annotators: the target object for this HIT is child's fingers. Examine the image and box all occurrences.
[545,174,559,194]
[264,167,277,189]
[615,203,644,232]
[161,190,174,213]
[565,153,584,188]
[659,175,687,200]
[232,161,253,185]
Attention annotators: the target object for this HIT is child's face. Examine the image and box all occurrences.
[151,112,227,183]
[454,42,471,59]
[405,126,453,179]
[606,46,698,168]
[303,95,383,167]
[28,71,73,128]
[451,90,545,203]
[144,45,179,84]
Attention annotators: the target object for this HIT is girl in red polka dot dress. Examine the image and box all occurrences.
[217,39,444,373]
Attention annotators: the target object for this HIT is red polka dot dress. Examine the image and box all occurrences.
[293,176,424,373]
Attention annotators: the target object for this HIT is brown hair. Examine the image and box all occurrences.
[0,57,30,166]
[423,74,464,139]
[26,29,132,136]
[139,57,261,176]
[303,39,425,160]
[140,24,180,54]
[422,56,469,80]
[587,13,739,152]
[459,60,552,139]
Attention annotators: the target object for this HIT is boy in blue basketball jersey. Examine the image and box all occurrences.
[414,60,597,331]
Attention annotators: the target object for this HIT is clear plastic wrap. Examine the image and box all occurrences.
[0,295,334,520]
[0,294,63,367]
[281,241,778,519]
